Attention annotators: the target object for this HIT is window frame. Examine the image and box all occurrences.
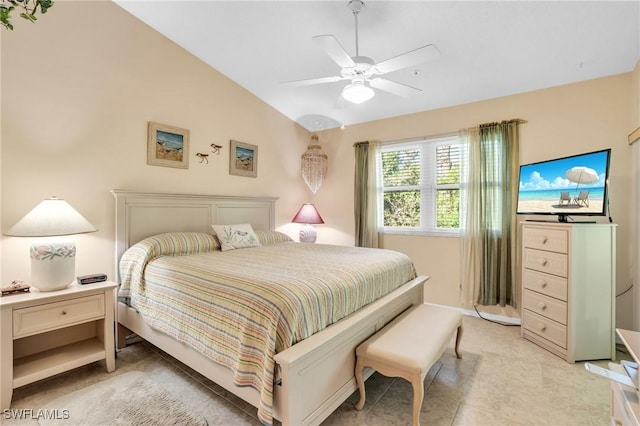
[377,135,462,237]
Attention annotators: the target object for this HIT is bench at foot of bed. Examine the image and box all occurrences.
[354,303,463,426]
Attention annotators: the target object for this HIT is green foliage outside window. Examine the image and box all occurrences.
[381,142,461,231]
[436,189,459,228]
[435,145,461,228]
[382,149,419,186]
[384,191,420,227]
[382,149,421,227]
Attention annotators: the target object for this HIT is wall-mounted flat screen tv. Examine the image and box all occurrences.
[516,149,611,222]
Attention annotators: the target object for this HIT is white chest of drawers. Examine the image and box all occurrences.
[0,281,117,409]
[521,222,616,363]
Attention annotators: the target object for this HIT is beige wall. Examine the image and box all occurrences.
[319,74,634,327]
[1,2,635,328]
[1,2,311,284]
[631,61,640,330]
[0,29,4,283]
[633,61,640,127]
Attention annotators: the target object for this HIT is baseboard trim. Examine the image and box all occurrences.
[423,302,522,325]
[462,308,522,325]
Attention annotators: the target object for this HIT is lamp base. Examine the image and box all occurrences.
[30,240,76,291]
[299,224,317,243]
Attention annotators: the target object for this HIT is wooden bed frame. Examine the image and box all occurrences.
[111,190,426,426]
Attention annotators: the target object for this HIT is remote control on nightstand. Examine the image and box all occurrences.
[77,274,108,285]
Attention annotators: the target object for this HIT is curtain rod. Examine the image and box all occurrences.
[377,118,527,146]
[378,130,459,146]
[465,118,528,132]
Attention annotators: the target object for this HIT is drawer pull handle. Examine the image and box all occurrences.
[538,280,547,288]
[61,311,67,315]
[538,258,548,266]
[538,301,547,310]
[541,236,548,244]
[538,323,546,331]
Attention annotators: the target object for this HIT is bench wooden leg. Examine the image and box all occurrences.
[454,324,463,359]
[354,357,366,411]
[410,372,424,426]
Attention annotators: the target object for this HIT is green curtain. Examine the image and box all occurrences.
[354,141,379,248]
[461,120,520,307]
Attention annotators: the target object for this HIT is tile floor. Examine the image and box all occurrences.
[7,315,625,425]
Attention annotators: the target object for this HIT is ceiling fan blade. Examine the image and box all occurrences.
[281,75,346,87]
[312,35,355,69]
[369,78,422,97]
[374,44,440,75]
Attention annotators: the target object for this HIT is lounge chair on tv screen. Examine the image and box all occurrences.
[573,190,590,207]
[559,192,571,205]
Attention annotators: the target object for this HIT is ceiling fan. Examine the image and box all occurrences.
[283,0,440,105]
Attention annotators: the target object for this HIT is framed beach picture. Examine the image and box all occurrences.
[229,140,258,178]
[147,122,190,169]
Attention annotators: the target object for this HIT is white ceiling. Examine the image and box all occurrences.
[114,1,640,131]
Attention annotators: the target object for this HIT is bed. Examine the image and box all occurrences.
[112,190,427,426]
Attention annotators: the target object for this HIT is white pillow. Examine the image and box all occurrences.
[211,224,261,252]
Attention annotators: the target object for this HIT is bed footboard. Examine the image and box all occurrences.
[273,275,426,426]
[117,275,426,426]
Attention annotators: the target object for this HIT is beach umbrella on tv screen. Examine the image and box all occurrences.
[565,166,598,188]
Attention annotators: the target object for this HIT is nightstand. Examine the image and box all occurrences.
[0,281,117,409]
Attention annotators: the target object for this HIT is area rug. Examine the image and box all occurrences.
[38,371,208,426]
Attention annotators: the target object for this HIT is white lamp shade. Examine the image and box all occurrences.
[341,81,375,104]
[5,197,97,237]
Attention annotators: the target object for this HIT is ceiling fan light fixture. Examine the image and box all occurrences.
[341,81,375,104]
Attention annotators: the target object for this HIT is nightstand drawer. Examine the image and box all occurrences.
[13,294,105,338]
[522,226,568,254]
[523,248,568,278]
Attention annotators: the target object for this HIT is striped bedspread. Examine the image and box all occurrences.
[119,233,416,425]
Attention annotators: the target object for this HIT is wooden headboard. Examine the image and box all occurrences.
[111,190,278,281]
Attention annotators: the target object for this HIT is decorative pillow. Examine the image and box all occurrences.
[211,224,261,251]
[255,230,293,246]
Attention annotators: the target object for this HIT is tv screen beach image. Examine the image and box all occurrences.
[517,150,609,215]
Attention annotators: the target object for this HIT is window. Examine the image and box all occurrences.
[377,135,462,235]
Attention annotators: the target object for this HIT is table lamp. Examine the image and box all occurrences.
[291,203,324,243]
[4,196,98,291]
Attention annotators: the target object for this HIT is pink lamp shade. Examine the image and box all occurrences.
[291,204,324,243]
[291,203,324,224]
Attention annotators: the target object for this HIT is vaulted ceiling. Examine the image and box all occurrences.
[115,1,640,131]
